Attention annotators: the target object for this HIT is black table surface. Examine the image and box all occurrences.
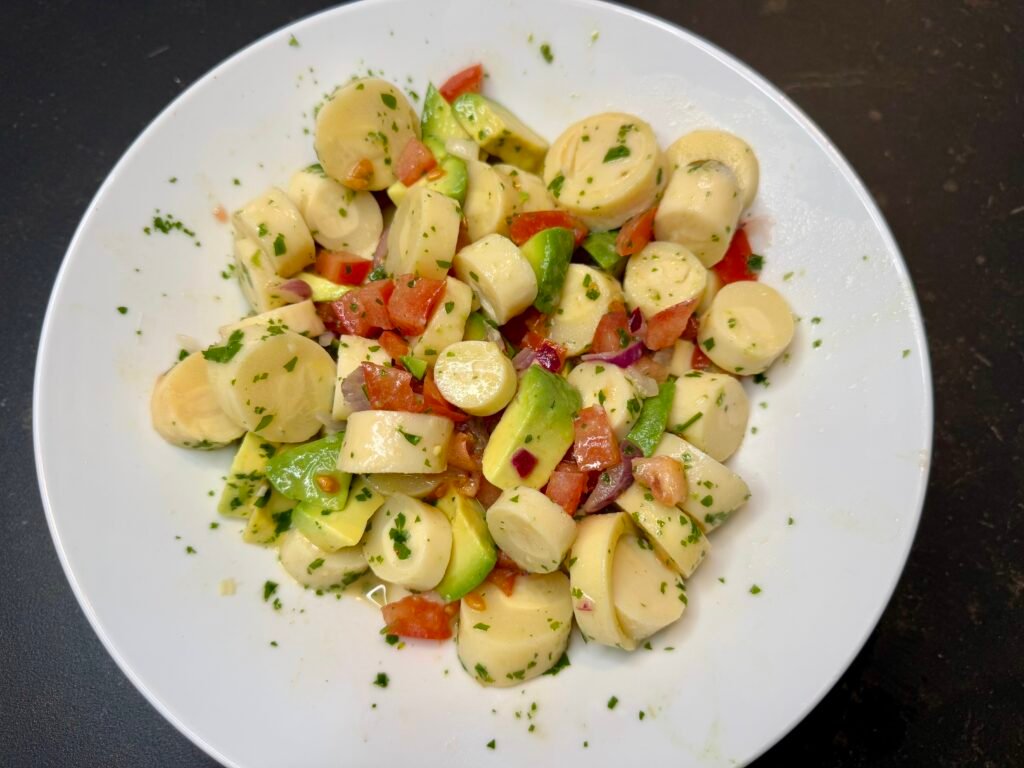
[2,1,1021,765]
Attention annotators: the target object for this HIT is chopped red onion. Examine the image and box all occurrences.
[625,364,659,397]
[580,445,635,513]
[372,224,390,267]
[533,341,564,373]
[511,448,538,478]
[512,348,536,371]
[580,341,644,369]
[576,598,594,612]
[275,279,312,304]
[340,367,372,413]
[628,307,646,336]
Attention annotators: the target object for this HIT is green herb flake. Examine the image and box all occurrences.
[380,92,398,109]
[385,634,400,645]
[473,622,490,631]
[747,254,764,272]
[254,414,275,432]
[273,233,286,256]
[202,330,244,364]
[607,695,619,710]
[539,43,554,63]
[116,306,128,315]
[373,672,389,688]
[263,581,278,601]
[603,145,631,163]
[486,739,496,750]
[288,34,299,47]
[902,349,911,358]
[283,356,298,372]
[475,663,494,683]
[750,584,762,595]
[543,651,571,676]
[547,173,565,199]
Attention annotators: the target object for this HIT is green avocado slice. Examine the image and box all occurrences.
[519,227,574,314]
[435,491,498,601]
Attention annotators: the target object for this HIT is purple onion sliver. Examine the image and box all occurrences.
[533,342,563,373]
[628,307,646,336]
[580,448,634,513]
[276,279,312,303]
[372,224,390,267]
[580,341,645,369]
[511,447,538,478]
[512,348,537,371]
[340,367,372,413]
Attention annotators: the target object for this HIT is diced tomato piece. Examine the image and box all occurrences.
[632,455,688,507]
[315,251,372,286]
[344,158,374,191]
[422,370,469,422]
[644,299,698,351]
[713,229,760,285]
[395,138,437,186]
[591,308,632,353]
[477,477,503,508]
[447,432,481,472]
[691,344,713,371]
[378,330,410,360]
[616,206,657,256]
[387,274,447,336]
[532,340,566,373]
[382,595,453,639]
[486,567,519,597]
[361,362,422,412]
[573,406,621,472]
[545,463,589,515]
[508,211,588,247]
[438,63,484,102]
[316,279,394,336]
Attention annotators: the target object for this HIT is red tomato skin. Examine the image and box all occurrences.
[508,211,588,247]
[691,345,713,371]
[439,64,484,102]
[644,299,698,351]
[591,308,632,353]
[378,330,410,360]
[545,464,589,515]
[572,406,621,472]
[315,251,372,286]
[712,229,759,285]
[616,207,657,256]
[382,595,453,639]
[316,279,394,336]
[387,274,447,336]
[395,138,437,186]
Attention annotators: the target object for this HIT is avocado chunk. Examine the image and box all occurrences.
[218,433,280,519]
[387,154,469,207]
[292,477,384,552]
[482,365,581,490]
[463,311,492,341]
[582,231,627,278]
[421,82,473,144]
[294,271,351,302]
[435,491,498,601]
[451,93,548,173]
[266,432,352,511]
[242,491,295,545]
[519,227,574,314]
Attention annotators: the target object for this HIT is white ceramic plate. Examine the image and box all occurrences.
[34,1,932,765]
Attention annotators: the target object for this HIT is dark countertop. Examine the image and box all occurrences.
[2,1,1021,765]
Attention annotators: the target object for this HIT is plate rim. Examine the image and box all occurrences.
[33,0,934,765]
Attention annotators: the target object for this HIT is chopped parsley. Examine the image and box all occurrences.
[607,695,619,710]
[547,173,565,198]
[254,414,275,433]
[389,512,412,560]
[543,651,571,676]
[202,330,244,363]
[603,145,631,163]
[116,306,128,315]
[398,427,421,445]
[747,254,764,272]
[475,663,494,683]
[263,581,278,601]
[486,739,496,750]
[283,356,298,372]
[539,43,554,63]
[380,92,398,109]
[288,34,299,47]
[750,584,762,595]
[373,672,389,688]
[273,233,286,256]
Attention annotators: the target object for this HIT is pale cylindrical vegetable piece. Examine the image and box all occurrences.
[151,352,244,449]
[623,241,707,318]
[654,160,744,268]
[233,187,316,277]
[332,335,391,420]
[434,341,516,416]
[666,339,697,378]
[567,361,640,439]
[669,371,750,462]
[548,264,624,356]
[463,160,518,241]
[568,511,636,649]
[337,410,453,474]
[287,165,383,257]
[665,130,760,211]
[697,268,723,316]
[233,236,286,314]
[219,300,325,339]
[385,186,461,280]
[453,234,537,325]
[654,433,751,532]
[615,483,710,577]
[408,277,473,363]
[612,533,687,641]
[205,328,335,443]
[543,112,665,230]
[457,572,572,687]
[698,281,794,375]
[494,164,554,213]
[486,487,577,574]
[279,529,368,590]
[362,494,452,591]
[314,78,419,191]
